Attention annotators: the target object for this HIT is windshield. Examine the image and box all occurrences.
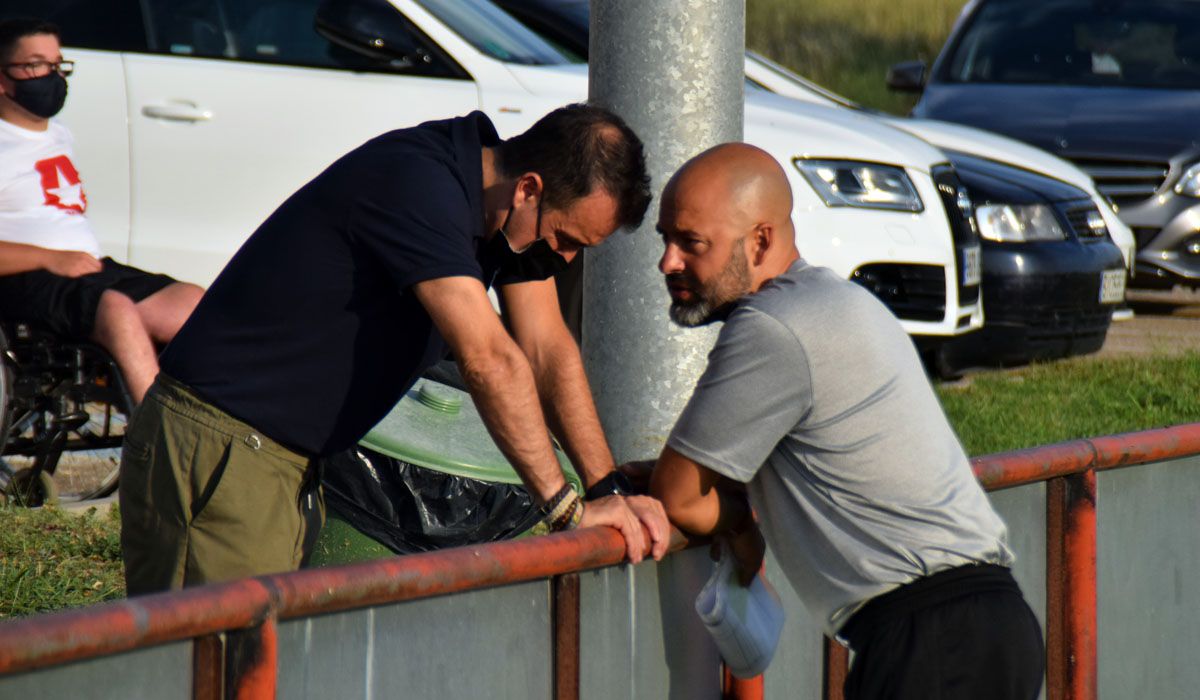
[416,0,570,65]
[944,0,1200,89]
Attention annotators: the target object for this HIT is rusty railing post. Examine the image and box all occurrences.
[193,634,225,700]
[553,573,581,700]
[822,636,849,700]
[226,618,277,700]
[1046,470,1098,700]
[723,665,765,699]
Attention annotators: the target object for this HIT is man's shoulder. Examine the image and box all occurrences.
[744,262,850,316]
[739,262,896,339]
[360,111,491,160]
[0,118,70,146]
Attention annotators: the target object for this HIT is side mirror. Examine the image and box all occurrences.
[315,0,429,69]
[886,60,928,92]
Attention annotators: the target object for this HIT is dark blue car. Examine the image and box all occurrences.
[891,0,1200,289]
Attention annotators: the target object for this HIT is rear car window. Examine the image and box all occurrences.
[138,0,457,75]
[0,0,149,52]
[944,0,1200,89]
[416,0,569,65]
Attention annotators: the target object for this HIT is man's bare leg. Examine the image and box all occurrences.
[134,282,204,344]
[91,283,202,404]
[91,290,159,403]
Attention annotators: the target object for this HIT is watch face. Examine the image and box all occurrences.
[586,471,634,500]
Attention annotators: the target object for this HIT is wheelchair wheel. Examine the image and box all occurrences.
[69,404,126,501]
[0,327,131,503]
[4,467,59,507]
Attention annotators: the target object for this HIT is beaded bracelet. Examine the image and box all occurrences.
[530,483,583,536]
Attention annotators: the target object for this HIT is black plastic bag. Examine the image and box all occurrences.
[320,446,542,554]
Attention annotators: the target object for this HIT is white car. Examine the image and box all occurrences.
[22,0,981,343]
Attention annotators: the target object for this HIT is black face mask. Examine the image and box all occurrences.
[7,71,68,119]
[486,205,570,282]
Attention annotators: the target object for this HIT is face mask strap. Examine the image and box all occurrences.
[501,198,544,254]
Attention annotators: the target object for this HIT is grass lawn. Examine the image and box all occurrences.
[938,353,1200,456]
[0,505,124,618]
[747,0,969,113]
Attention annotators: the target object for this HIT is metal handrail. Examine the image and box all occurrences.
[1,422,1198,699]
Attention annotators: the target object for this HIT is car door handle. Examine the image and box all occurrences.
[141,102,213,122]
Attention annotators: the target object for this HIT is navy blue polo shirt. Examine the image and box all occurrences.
[161,112,504,455]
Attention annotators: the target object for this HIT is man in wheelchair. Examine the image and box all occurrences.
[0,18,203,503]
[0,18,204,406]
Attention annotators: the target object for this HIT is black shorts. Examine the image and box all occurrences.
[0,257,178,338]
[841,564,1045,700]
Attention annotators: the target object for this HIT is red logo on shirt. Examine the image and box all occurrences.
[34,155,88,214]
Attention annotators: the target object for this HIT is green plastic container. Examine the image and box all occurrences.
[309,380,582,566]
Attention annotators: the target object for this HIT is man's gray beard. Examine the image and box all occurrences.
[668,242,751,328]
[669,298,719,327]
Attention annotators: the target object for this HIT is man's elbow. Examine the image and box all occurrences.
[650,472,702,533]
[457,342,529,390]
[517,324,580,377]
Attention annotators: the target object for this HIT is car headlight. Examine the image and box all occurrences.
[794,160,923,212]
[975,204,1065,242]
[1175,163,1200,198]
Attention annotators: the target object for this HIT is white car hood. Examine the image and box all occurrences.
[746,92,945,170]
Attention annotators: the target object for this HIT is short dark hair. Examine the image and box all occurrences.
[0,18,60,64]
[496,103,652,231]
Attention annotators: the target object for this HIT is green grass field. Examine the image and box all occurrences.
[938,353,1200,456]
[747,0,969,113]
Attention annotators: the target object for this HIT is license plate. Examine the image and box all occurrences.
[961,245,981,287]
[1100,268,1126,304]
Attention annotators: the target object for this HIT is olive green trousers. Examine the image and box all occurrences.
[119,374,324,596]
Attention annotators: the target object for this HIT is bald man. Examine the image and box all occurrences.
[647,144,1044,699]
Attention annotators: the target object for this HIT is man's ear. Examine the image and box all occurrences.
[750,223,773,266]
[513,172,544,207]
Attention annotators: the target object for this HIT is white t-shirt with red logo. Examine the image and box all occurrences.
[0,118,102,258]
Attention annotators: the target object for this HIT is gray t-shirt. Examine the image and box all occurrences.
[667,260,1012,636]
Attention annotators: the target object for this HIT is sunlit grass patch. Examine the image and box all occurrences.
[0,505,124,618]
[937,353,1200,456]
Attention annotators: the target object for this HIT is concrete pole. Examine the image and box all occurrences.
[585,0,745,463]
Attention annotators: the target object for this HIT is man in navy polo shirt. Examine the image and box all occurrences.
[119,104,670,594]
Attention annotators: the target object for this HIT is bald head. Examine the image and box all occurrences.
[665,143,794,229]
[657,143,800,326]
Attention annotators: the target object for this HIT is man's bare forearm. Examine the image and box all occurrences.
[0,241,53,276]
[525,332,616,488]
[0,242,99,277]
[414,276,571,505]
[458,340,569,504]
[650,446,751,536]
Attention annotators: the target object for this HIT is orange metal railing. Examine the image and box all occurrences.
[0,423,1198,699]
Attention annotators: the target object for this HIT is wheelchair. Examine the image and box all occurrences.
[0,320,133,507]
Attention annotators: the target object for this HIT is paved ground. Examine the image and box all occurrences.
[1098,287,1200,358]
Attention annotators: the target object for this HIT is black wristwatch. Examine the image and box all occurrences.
[584,470,633,501]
